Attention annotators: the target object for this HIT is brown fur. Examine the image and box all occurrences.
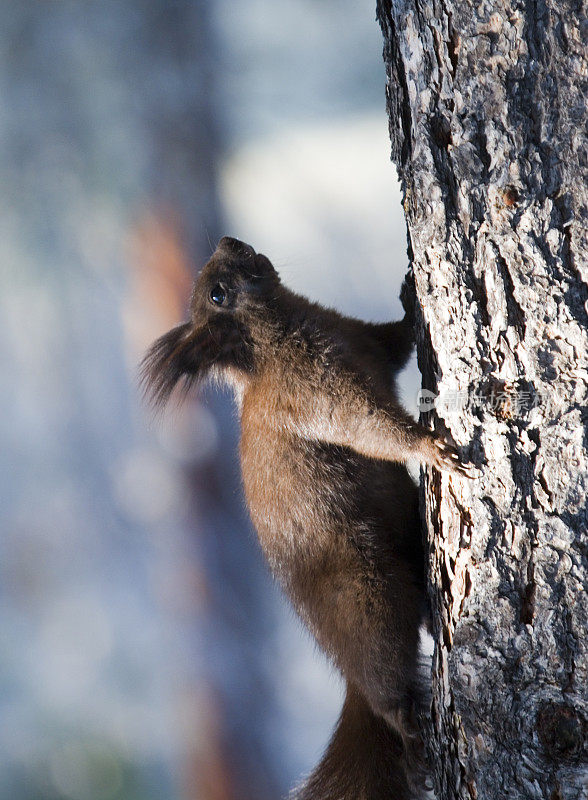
[141,236,469,799]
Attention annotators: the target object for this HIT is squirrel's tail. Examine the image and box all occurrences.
[292,682,428,800]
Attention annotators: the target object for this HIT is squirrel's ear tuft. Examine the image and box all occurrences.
[140,323,217,410]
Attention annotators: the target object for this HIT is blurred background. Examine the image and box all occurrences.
[0,1,416,798]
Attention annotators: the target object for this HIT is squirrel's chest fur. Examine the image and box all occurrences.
[239,410,378,661]
[238,372,422,668]
[239,409,354,566]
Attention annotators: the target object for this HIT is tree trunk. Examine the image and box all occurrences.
[377,0,588,798]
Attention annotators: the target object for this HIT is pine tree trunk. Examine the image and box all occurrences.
[377,0,588,797]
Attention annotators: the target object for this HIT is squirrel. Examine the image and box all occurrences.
[141,236,470,799]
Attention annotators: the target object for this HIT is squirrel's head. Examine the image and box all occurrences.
[141,237,280,408]
[190,236,280,322]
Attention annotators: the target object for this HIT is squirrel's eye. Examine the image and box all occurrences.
[209,284,227,307]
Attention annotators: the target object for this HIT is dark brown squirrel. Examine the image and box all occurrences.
[141,236,471,800]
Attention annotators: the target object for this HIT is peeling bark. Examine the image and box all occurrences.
[377,0,588,797]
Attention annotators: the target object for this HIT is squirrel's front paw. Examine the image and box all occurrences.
[430,437,477,478]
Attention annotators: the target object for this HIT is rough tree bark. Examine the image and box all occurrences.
[377,0,588,798]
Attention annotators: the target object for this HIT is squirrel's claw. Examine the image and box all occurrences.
[431,437,478,478]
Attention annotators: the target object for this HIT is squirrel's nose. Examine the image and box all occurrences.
[217,236,256,258]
